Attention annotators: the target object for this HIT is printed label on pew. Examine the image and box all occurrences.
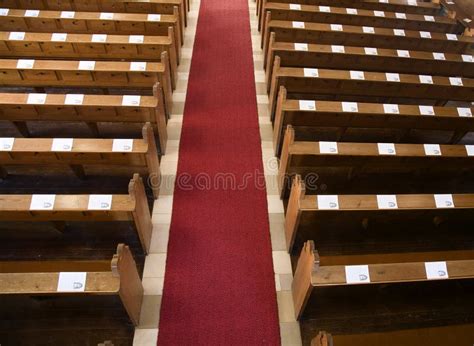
[408,0,417,5]
[330,24,343,32]
[27,93,47,104]
[364,47,378,55]
[9,32,25,41]
[434,194,454,208]
[350,71,365,80]
[377,195,398,209]
[303,68,318,77]
[374,10,385,17]
[462,55,473,63]
[30,194,56,210]
[122,95,141,106]
[383,104,399,114]
[57,272,87,292]
[393,29,405,37]
[130,62,147,71]
[64,94,84,105]
[425,262,449,280]
[419,105,435,115]
[345,265,371,284]
[363,26,375,34]
[319,6,330,12]
[51,33,67,42]
[395,12,406,19]
[51,138,73,152]
[112,139,134,152]
[424,15,435,22]
[449,77,463,86]
[78,60,96,70]
[17,59,35,69]
[457,107,472,117]
[294,43,308,51]
[342,102,358,112]
[397,50,410,58]
[419,75,433,84]
[0,138,14,151]
[100,12,114,20]
[129,35,144,44]
[88,195,112,210]
[60,11,75,19]
[465,145,474,156]
[0,8,9,16]
[386,73,400,82]
[433,52,445,60]
[91,34,107,43]
[420,31,431,39]
[24,10,40,17]
[331,45,345,53]
[424,144,441,156]
[446,34,458,41]
[299,100,316,111]
[289,4,301,10]
[346,8,358,15]
[379,0,388,3]
[147,14,162,21]
[292,21,305,29]
[317,195,339,210]
[319,141,338,154]
[377,143,396,155]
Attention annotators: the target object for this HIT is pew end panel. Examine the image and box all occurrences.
[143,122,161,199]
[129,174,153,255]
[284,173,305,251]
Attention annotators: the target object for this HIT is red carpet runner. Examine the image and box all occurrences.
[157,0,280,344]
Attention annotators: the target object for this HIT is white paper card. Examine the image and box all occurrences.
[377,143,396,155]
[112,139,134,152]
[374,10,385,17]
[319,141,338,154]
[462,55,473,63]
[377,195,398,209]
[331,45,345,53]
[434,194,454,208]
[363,26,375,34]
[130,62,147,71]
[294,43,308,51]
[424,15,435,22]
[383,104,399,114]
[27,93,46,104]
[51,138,73,151]
[122,95,141,106]
[350,70,365,80]
[364,47,378,55]
[51,33,67,42]
[420,31,431,38]
[395,12,406,19]
[330,24,343,31]
[299,100,316,111]
[292,21,305,28]
[129,35,144,43]
[289,4,301,10]
[424,144,441,156]
[24,10,40,17]
[30,194,55,210]
[393,29,405,36]
[64,94,84,105]
[91,34,107,43]
[425,262,449,280]
[433,52,445,60]
[100,12,114,20]
[0,138,14,151]
[60,11,75,19]
[449,77,463,86]
[147,14,161,21]
[379,0,388,3]
[9,32,25,40]
[345,265,370,284]
[465,145,474,156]
[78,60,95,70]
[386,73,400,82]
[397,50,410,58]
[419,75,433,84]
[88,194,112,210]
[0,8,9,16]
[317,195,339,209]
[319,6,330,12]
[346,8,358,15]
[457,107,472,117]
[342,102,358,112]
[57,272,87,292]
[17,59,35,69]
[408,0,417,4]
[446,33,458,41]
[419,105,435,115]
[304,68,319,77]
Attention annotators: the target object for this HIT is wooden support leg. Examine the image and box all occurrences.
[13,121,30,137]
[0,166,7,179]
[450,130,468,143]
[69,165,86,179]
[86,122,100,137]
[336,127,348,141]
[52,221,66,233]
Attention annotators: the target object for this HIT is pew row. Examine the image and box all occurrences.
[268,58,474,120]
[0,84,168,154]
[273,87,474,156]
[0,174,152,253]
[278,125,474,197]
[0,55,173,112]
[0,29,178,88]
[0,123,161,199]
[264,33,474,85]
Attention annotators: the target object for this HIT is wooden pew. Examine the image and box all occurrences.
[268,58,474,120]
[262,16,473,59]
[0,84,168,154]
[0,8,183,57]
[0,123,161,199]
[278,125,474,197]
[0,244,143,329]
[273,87,474,156]
[0,174,153,253]
[0,30,178,88]
[0,54,173,113]
[264,32,474,84]
[285,175,474,252]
